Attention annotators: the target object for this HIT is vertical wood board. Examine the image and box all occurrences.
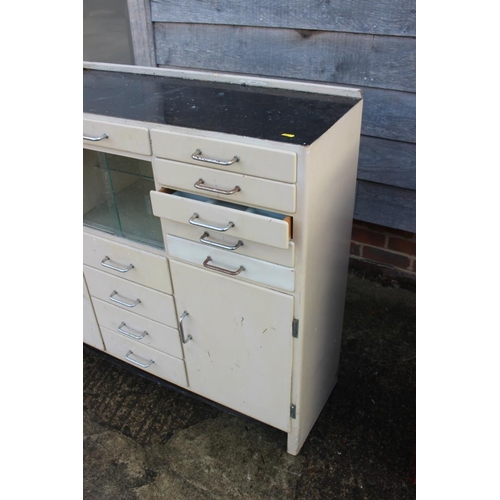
[127,0,156,66]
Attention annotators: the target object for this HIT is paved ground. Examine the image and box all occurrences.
[83,271,416,499]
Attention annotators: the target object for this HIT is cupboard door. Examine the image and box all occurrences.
[170,260,294,432]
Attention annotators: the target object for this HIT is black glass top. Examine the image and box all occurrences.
[83,69,360,146]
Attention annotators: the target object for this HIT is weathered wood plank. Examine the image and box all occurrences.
[360,88,415,143]
[358,137,415,190]
[354,181,415,232]
[127,0,156,66]
[151,0,416,37]
[154,23,415,92]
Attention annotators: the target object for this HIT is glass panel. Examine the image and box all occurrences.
[83,149,121,235]
[83,149,164,249]
[106,155,164,248]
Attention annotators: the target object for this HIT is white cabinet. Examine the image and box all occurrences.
[83,63,363,455]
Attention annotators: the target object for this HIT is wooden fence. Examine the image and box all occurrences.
[127,0,416,232]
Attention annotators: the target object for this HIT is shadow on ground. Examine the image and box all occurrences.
[83,271,416,499]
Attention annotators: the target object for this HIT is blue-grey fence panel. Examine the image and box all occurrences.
[354,181,415,232]
[154,23,415,92]
[358,137,415,190]
[151,0,416,37]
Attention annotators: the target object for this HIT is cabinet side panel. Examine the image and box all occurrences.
[83,274,105,351]
[289,101,363,454]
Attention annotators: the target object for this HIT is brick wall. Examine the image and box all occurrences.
[349,220,416,281]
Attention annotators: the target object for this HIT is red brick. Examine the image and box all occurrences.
[353,219,415,240]
[362,246,411,270]
[351,225,386,247]
[388,237,416,256]
[350,242,361,256]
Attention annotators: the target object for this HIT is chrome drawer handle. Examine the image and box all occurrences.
[118,322,148,340]
[83,133,108,141]
[125,350,153,368]
[194,178,240,195]
[203,256,245,276]
[179,311,192,344]
[191,149,240,166]
[109,290,141,308]
[189,213,234,232]
[200,232,243,251]
[101,256,134,273]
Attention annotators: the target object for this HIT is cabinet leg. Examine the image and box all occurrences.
[286,427,304,456]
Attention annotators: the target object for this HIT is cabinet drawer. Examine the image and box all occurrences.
[150,129,296,183]
[167,235,295,292]
[83,266,177,327]
[101,327,188,387]
[83,118,151,155]
[83,232,172,294]
[150,190,291,250]
[154,159,296,214]
[161,218,295,267]
[92,298,183,359]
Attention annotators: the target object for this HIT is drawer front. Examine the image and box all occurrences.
[161,219,295,267]
[83,232,172,294]
[167,235,295,292]
[83,276,104,350]
[150,129,297,183]
[154,159,296,214]
[150,190,291,250]
[101,327,188,387]
[83,266,177,327]
[83,118,151,155]
[93,298,183,359]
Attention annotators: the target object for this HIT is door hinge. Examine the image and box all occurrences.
[290,404,297,419]
[292,318,299,338]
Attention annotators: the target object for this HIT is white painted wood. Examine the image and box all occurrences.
[287,101,364,456]
[83,275,105,350]
[83,118,152,155]
[153,159,296,213]
[150,189,291,249]
[150,129,297,183]
[84,226,165,256]
[83,265,177,327]
[170,260,294,432]
[167,235,295,292]
[160,218,295,267]
[92,298,183,359]
[83,232,172,294]
[101,326,188,387]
